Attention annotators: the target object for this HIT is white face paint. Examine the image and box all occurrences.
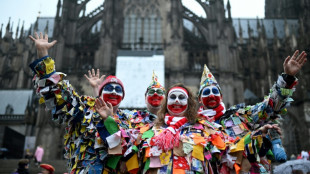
[167,90,188,106]
[201,86,220,97]
[101,83,123,97]
[167,89,189,116]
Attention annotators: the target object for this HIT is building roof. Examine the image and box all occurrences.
[0,90,33,115]
[28,17,54,37]
[232,18,299,39]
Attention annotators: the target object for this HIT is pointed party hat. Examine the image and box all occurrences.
[147,70,165,91]
[198,64,221,96]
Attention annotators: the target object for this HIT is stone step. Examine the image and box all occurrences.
[0,159,68,174]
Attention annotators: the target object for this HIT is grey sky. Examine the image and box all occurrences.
[0,0,264,37]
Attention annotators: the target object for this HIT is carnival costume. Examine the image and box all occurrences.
[139,86,233,173]
[198,65,297,173]
[29,56,154,173]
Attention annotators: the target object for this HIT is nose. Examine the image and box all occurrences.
[111,89,117,94]
[209,94,215,98]
[153,93,158,97]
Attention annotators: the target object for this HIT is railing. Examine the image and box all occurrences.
[0,115,24,121]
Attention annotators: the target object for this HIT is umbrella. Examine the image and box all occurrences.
[273,159,310,174]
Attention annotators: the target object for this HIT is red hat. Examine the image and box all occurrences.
[40,164,55,174]
[98,75,125,98]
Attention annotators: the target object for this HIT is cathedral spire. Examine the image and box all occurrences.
[256,17,261,35]
[0,23,3,39]
[238,18,243,44]
[34,18,39,33]
[56,0,61,19]
[5,17,11,37]
[261,19,266,38]
[15,19,20,39]
[6,17,11,32]
[247,20,252,38]
[19,21,24,40]
[28,24,32,36]
[226,0,232,21]
[44,20,49,35]
[10,21,14,33]
[273,20,277,38]
[284,18,290,38]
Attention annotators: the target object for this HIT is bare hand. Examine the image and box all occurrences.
[95,97,113,120]
[84,69,105,88]
[29,32,57,58]
[283,50,307,76]
[258,124,282,138]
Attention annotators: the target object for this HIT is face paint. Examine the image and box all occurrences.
[167,89,188,115]
[200,86,221,109]
[101,83,123,106]
[147,88,164,107]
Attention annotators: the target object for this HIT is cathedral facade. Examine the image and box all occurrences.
[0,0,309,160]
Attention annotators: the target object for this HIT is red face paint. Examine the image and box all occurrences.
[147,93,164,107]
[103,94,122,106]
[201,95,221,109]
[167,104,188,114]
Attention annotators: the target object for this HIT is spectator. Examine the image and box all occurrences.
[34,145,44,166]
[12,159,29,174]
[301,150,309,160]
[39,164,55,174]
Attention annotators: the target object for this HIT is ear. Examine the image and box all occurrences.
[198,95,202,103]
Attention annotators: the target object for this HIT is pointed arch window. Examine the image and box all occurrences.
[123,4,162,49]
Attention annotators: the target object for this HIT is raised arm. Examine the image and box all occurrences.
[245,50,307,124]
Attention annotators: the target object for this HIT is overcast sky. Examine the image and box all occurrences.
[0,0,264,37]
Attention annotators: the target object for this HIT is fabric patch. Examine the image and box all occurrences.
[192,145,204,161]
[232,125,244,135]
[159,151,171,165]
[106,131,121,149]
[191,158,203,172]
[149,156,162,168]
[107,155,122,169]
[104,116,119,134]
[182,142,193,154]
[126,153,139,172]
[173,156,190,170]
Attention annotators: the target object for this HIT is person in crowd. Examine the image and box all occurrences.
[34,145,44,166]
[39,164,55,174]
[196,50,307,172]
[12,159,29,174]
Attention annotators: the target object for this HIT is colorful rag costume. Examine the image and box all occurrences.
[139,84,233,174]
[29,56,153,173]
[140,113,235,174]
[198,64,298,173]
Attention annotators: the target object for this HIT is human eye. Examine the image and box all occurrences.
[212,88,219,94]
[170,94,176,99]
[115,86,123,93]
[178,94,186,100]
[104,84,113,92]
[156,89,164,95]
[202,88,210,96]
[148,89,155,95]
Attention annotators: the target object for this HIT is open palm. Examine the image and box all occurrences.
[283,50,307,76]
[84,69,105,88]
[29,32,57,57]
[95,97,113,120]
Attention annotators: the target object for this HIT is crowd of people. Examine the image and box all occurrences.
[27,32,307,174]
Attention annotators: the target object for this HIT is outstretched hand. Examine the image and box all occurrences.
[283,50,307,76]
[95,97,113,121]
[29,32,57,58]
[84,69,105,88]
